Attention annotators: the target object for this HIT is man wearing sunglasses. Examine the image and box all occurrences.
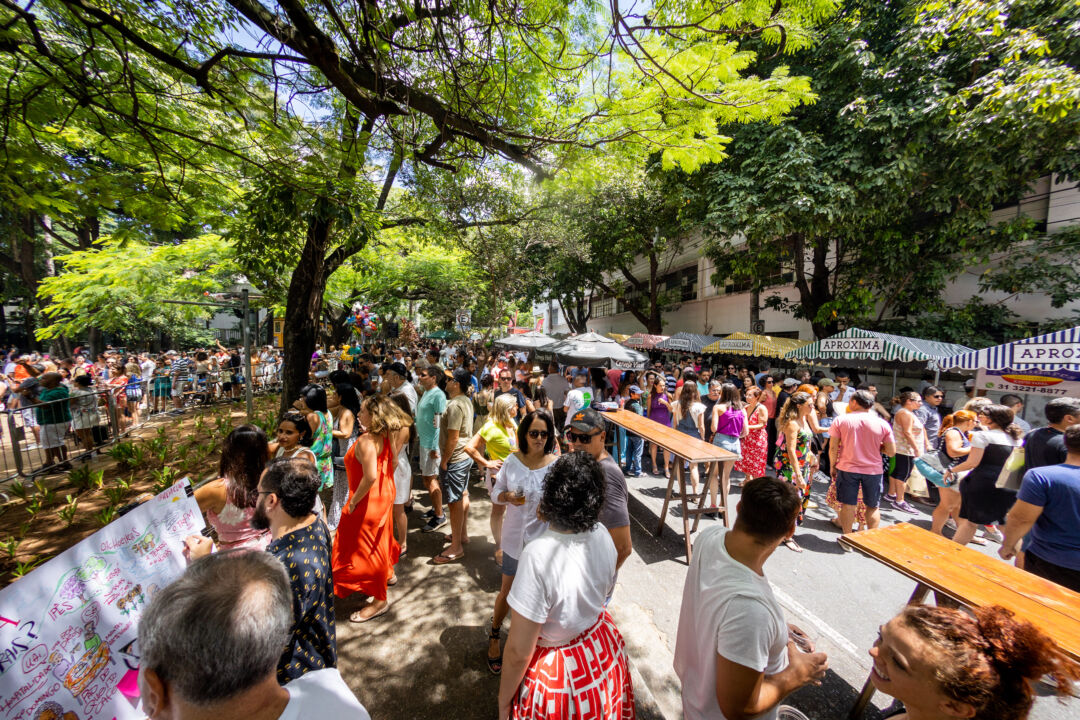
[566,408,632,569]
[494,369,532,420]
[915,385,945,451]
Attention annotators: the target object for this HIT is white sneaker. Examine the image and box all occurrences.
[982,527,1004,543]
[945,518,957,531]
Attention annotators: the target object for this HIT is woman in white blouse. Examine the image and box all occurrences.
[497,451,634,720]
[486,409,558,675]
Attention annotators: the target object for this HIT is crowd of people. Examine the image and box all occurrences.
[0,344,283,469]
[124,338,1079,720]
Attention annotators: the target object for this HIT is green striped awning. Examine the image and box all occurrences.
[784,327,972,364]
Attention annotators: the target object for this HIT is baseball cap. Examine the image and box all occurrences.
[386,361,408,379]
[781,378,799,388]
[568,407,606,434]
[628,385,643,395]
[818,378,836,389]
[964,378,976,389]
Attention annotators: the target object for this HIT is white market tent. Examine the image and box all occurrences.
[933,326,1080,372]
[785,327,973,367]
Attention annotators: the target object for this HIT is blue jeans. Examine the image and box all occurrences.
[616,426,628,465]
[627,435,643,475]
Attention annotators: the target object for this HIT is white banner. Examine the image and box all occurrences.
[976,368,1080,397]
[712,339,755,352]
[1012,343,1080,365]
[0,480,204,720]
[664,338,692,351]
[820,337,885,355]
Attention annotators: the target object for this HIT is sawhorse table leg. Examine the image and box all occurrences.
[656,456,696,563]
[847,582,931,720]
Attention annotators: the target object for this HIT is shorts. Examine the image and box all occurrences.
[20,408,37,428]
[891,454,915,482]
[171,382,187,398]
[835,470,884,508]
[712,432,742,460]
[72,410,98,431]
[501,553,519,577]
[41,422,69,449]
[419,447,441,476]
[439,459,473,505]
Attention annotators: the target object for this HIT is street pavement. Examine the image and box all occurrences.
[335,466,1078,720]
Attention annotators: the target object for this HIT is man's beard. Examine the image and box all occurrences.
[251,501,270,531]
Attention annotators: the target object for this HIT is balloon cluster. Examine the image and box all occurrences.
[346,303,379,337]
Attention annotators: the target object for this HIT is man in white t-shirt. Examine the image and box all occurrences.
[541,362,570,423]
[138,551,369,720]
[674,477,827,720]
[562,370,594,427]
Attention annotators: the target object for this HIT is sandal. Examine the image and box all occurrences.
[783,538,803,553]
[486,621,503,675]
[349,602,390,623]
[433,550,464,565]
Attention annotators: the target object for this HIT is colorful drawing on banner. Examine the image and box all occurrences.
[0,480,203,720]
[976,368,1080,397]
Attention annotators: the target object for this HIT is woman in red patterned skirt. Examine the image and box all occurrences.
[735,386,769,480]
[498,451,635,720]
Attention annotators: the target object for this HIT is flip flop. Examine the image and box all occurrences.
[433,551,464,565]
[349,604,390,623]
[783,538,803,553]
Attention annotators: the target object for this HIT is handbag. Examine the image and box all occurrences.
[995,444,1026,491]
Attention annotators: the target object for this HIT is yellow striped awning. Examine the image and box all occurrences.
[703,332,811,358]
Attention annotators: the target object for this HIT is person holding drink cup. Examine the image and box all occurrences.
[485,409,559,675]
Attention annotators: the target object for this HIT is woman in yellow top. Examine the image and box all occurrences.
[464,394,518,567]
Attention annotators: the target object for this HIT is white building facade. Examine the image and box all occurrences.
[535,175,1080,339]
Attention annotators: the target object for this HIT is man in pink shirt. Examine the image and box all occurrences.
[828,390,896,537]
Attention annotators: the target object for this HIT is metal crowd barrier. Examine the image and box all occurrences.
[0,365,284,483]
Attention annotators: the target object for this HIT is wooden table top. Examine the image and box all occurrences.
[600,409,738,463]
[840,523,1080,662]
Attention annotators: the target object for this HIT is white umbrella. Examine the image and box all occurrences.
[492,330,558,351]
[535,332,649,370]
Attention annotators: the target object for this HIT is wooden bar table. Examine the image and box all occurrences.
[839,523,1080,719]
[600,409,738,563]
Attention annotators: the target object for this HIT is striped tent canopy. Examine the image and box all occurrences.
[655,332,722,353]
[607,332,631,343]
[933,326,1080,372]
[785,327,973,365]
[622,332,669,350]
[702,332,811,358]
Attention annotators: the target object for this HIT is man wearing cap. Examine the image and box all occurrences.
[383,361,417,414]
[434,368,475,564]
[952,378,980,413]
[562,369,595,428]
[566,408,632,567]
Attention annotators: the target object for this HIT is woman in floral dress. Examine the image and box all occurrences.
[774,391,816,552]
[734,386,768,481]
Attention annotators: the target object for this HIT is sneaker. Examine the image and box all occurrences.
[778,705,811,720]
[421,515,448,532]
[982,527,1004,543]
[418,508,435,519]
[884,493,897,504]
[896,500,919,514]
[945,518,958,531]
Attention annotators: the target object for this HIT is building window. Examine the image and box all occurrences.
[720,267,794,295]
[660,266,698,302]
[551,306,560,327]
[590,295,616,318]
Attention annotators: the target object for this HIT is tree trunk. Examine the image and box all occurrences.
[281,214,335,413]
[18,212,37,350]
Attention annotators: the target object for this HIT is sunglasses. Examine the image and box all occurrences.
[499,376,512,381]
[527,429,550,439]
[567,431,601,443]
[931,394,943,398]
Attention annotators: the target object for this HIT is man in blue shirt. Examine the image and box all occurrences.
[1001,424,1080,592]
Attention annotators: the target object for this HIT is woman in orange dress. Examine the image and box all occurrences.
[332,393,412,622]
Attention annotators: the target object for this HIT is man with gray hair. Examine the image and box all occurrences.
[138,551,369,719]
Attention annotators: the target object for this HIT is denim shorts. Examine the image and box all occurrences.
[835,470,885,508]
[439,459,473,504]
[501,553,519,577]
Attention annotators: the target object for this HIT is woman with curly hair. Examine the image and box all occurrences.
[870,604,1079,720]
[193,425,271,550]
[497,450,634,720]
[333,393,412,623]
